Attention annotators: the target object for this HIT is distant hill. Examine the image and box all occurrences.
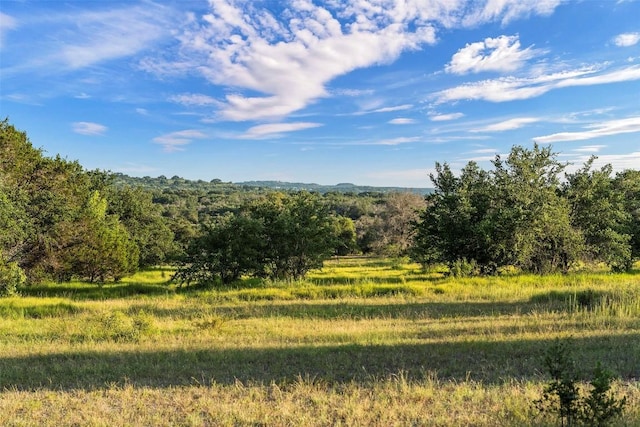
[112,174,432,195]
[235,180,433,195]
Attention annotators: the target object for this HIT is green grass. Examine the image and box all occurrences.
[1,258,639,425]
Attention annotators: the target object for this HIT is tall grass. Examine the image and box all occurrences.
[1,258,639,425]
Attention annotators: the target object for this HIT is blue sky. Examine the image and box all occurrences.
[1,0,639,187]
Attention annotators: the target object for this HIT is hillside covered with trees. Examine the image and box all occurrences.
[1,120,639,295]
[0,120,426,293]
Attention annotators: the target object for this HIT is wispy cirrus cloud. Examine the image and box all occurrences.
[472,117,540,132]
[3,4,174,75]
[446,35,542,75]
[169,93,218,107]
[614,32,640,47]
[533,117,640,143]
[572,145,606,153]
[354,104,414,116]
[435,64,640,103]
[240,122,323,139]
[388,118,417,125]
[72,121,107,136]
[462,0,562,26]
[429,112,465,121]
[142,0,563,122]
[0,12,17,49]
[61,8,173,70]
[349,136,422,146]
[568,151,640,173]
[153,129,208,152]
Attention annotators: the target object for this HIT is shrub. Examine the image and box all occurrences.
[449,258,478,278]
[535,339,626,426]
[0,255,26,297]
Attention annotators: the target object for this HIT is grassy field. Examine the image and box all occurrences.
[1,257,639,426]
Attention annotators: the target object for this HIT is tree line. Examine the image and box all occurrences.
[411,144,640,275]
[0,120,424,293]
[1,120,638,294]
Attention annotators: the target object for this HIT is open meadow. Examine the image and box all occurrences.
[1,257,639,426]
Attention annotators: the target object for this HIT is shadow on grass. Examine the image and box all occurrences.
[19,282,177,300]
[135,300,540,321]
[2,334,638,391]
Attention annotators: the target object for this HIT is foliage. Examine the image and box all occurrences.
[176,192,340,285]
[0,252,26,296]
[175,213,263,285]
[411,144,637,275]
[564,158,632,272]
[0,120,147,284]
[105,185,174,267]
[356,192,425,256]
[535,339,626,426]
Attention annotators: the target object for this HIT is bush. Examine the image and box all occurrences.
[534,339,626,426]
[0,255,26,297]
[449,258,478,278]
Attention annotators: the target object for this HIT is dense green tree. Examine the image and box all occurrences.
[492,145,582,273]
[176,191,339,285]
[106,186,174,267]
[613,169,640,262]
[412,145,584,274]
[175,213,263,285]
[53,191,139,283]
[412,162,471,268]
[565,159,632,271]
[333,216,358,256]
[250,192,337,280]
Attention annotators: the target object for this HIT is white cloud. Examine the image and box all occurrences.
[153,130,208,152]
[573,145,606,153]
[332,88,375,97]
[354,104,414,116]
[143,0,562,121]
[136,108,149,116]
[472,117,540,132]
[533,117,640,143]
[72,121,107,136]
[463,0,562,26]
[569,151,640,172]
[446,35,541,74]
[614,32,640,47]
[0,12,17,49]
[351,136,422,146]
[429,112,465,121]
[389,118,416,125]
[60,5,174,70]
[435,64,640,104]
[169,93,218,106]
[240,122,323,139]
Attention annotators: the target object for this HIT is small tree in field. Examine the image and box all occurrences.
[176,191,340,285]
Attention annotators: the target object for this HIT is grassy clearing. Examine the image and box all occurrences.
[1,258,639,425]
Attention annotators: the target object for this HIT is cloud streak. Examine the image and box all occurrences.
[153,130,208,152]
[72,121,107,136]
[435,64,640,103]
[472,117,540,132]
[533,117,640,143]
[0,12,17,49]
[240,122,323,139]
